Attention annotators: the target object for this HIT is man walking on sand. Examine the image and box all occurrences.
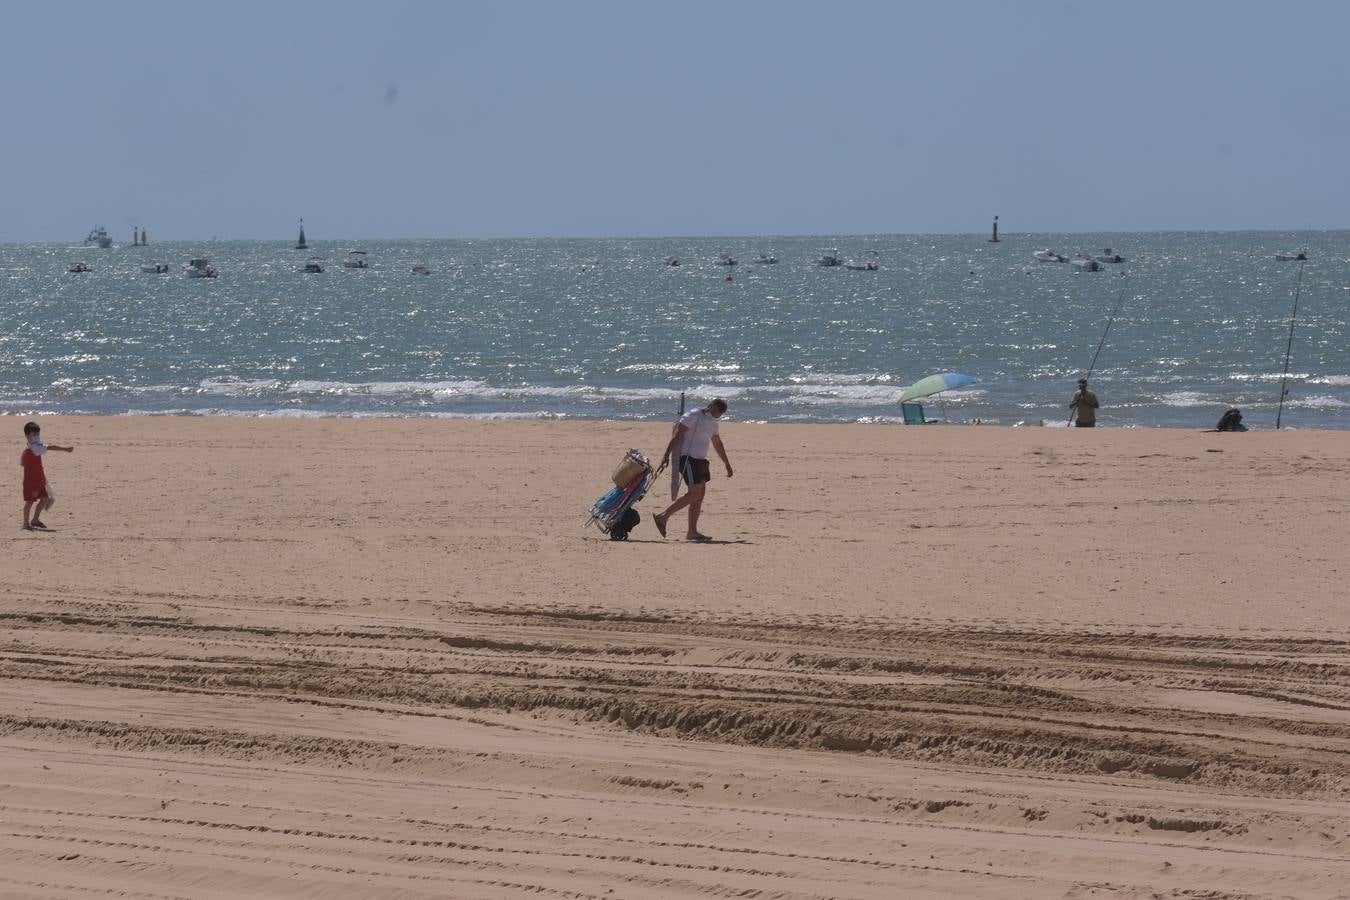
[654,398,732,542]
[1070,378,1099,427]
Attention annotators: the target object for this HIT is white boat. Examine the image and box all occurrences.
[67,261,92,274]
[663,256,681,267]
[84,226,113,249]
[1275,250,1308,261]
[411,263,431,275]
[1072,253,1103,272]
[1094,248,1125,263]
[1032,248,1067,263]
[140,262,170,274]
[343,250,370,269]
[843,255,879,271]
[302,258,324,274]
[717,254,738,266]
[753,253,779,264]
[816,252,843,267]
[184,258,217,278]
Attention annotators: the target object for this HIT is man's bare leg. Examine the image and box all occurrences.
[684,483,709,539]
[655,482,706,538]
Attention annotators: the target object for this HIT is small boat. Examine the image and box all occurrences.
[1275,250,1308,261]
[184,257,218,278]
[816,252,843,267]
[1072,253,1103,272]
[663,256,681,267]
[67,261,93,274]
[844,251,880,271]
[84,226,113,249]
[1094,248,1125,263]
[343,250,370,269]
[753,254,779,264]
[140,262,171,274]
[302,258,324,274]
[411,263,432,275]
[1032,248,1067,263]
[295,218,308,250]
[717,254,738,266]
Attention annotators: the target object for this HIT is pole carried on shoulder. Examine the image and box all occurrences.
[1275,260,1307,430]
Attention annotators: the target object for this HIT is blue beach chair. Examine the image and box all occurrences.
[901,402,927,425]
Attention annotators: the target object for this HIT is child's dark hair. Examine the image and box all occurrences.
[23,422,40,436]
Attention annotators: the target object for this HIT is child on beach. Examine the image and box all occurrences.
[20,422,74,531]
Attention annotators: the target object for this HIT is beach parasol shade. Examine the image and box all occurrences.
[899,372,978,403]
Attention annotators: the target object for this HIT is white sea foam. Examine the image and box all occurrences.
[124,407,568,420]
[1158,391,1212,407]
[1288,395,1349,409]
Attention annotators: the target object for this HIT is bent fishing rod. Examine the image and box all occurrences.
[1070,272,1130,423]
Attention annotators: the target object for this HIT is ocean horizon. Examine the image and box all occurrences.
[3,230,1347,429]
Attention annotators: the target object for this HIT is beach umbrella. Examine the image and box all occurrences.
[899,372,978,403]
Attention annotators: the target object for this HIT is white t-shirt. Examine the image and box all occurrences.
[24,438,47,460]
[678,408,720,459]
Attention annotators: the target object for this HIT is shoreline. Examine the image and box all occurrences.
[5,408,1346,430]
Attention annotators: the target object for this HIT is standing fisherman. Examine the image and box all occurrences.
[1069,379,1099,427]
[654,399,732,542]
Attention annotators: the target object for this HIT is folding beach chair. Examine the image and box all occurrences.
[901,402,927,425]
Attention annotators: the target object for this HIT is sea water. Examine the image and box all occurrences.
[2,231,1346,428]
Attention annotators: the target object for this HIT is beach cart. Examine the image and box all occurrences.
[586,449,656,540]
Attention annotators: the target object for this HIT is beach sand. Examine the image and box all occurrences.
[3,416,1348,898]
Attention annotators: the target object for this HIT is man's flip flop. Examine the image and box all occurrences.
[689,534,713,542]
[653,514,667,538]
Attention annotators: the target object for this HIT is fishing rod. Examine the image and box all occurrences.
[1275,259,1307,430]
[1070,273,1129,423]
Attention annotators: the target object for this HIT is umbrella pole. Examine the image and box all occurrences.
[939,394,948,422]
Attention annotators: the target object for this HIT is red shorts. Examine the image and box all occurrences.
[23,483,48,503]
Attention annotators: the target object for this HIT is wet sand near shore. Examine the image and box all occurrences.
[3,417,1348,898]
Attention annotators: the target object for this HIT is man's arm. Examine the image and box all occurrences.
[661,425,689,466]
[711,435,732,478]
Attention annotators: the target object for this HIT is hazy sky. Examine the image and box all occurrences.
[4,0,1347,241]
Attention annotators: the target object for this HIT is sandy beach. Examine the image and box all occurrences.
[3,416,1349,898]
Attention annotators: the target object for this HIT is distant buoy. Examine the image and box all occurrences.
[725,275,733,282]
